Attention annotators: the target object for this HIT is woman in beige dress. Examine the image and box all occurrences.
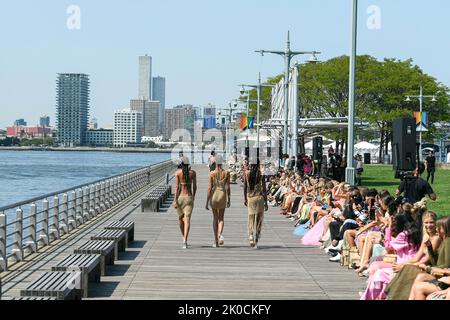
[174,157,197,249]
[206,155,230,247]
[243,160,268,249]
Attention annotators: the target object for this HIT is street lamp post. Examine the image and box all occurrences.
[256,31,320,157]
[240,74,274,162]
[345,0,358,185]
[405,85,436,160]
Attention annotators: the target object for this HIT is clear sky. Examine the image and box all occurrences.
[1,0,449,129]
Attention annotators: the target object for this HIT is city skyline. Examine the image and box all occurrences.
[1,0,449,129]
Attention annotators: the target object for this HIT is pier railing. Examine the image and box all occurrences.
[0,159,176,272]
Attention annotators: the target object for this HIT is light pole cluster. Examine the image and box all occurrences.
[239,73,273,161]
[405,85,437,160]
[255,31,320,157]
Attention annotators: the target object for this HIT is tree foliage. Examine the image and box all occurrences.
[242,55,450,160]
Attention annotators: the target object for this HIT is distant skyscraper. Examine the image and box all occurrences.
[113,109,142,147]
[163,105,195,140]
[138,55,152,100]
[130,99,160,137]
[56,73,90,146]
[14,119,27,126]
[39,116,50,127]
[152,76,166,130]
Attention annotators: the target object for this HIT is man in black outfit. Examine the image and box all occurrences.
[425,150,436,184]
[395,162,437,204]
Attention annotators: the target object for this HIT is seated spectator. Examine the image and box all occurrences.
[409,216,450,300]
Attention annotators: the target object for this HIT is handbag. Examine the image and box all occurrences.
[383,253,397,264]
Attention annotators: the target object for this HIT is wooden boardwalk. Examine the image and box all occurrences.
[1,165,366,300]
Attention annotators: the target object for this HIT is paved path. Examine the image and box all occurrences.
[1,165,366,300]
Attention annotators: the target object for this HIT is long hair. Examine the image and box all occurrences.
[248,162,260,192]
[382,195,397,216]
[182,164,190,184]
[437,216,450,239]
[392,212,421,249]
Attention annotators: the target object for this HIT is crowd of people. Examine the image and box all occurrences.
[174,149,449,300]
[252,154,449,300]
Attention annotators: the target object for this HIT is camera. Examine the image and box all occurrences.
[395,170,415,180]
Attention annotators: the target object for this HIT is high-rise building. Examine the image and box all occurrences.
[113,109,142,147]
[163,105,195,141]
[86,129,113,146]
[152,76,166,130]
[56,73,90,146]
[88,117,98,130]
[130,99,160,137]
[14,119,27,126]
[39,116,50,127]
[138,55,152,100]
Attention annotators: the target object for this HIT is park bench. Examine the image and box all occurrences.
[8,296,58,300]
[104,220,135,243]
[52,254,101,298]
[91,229,127,259]
[141,186,172,212]
[74,240,115,276]
[20,271,83,300]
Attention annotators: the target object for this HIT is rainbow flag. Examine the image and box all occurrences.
[413,111,428,128]
[248,116,254,129]
[240,115,248,130]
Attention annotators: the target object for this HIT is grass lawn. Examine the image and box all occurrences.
[362,165,450,217]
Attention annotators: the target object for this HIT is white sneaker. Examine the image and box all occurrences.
[249,235,255,247]
[219,235,224,245]
[212,242,217,248]
[182,240,187,249]
[329,252,341,262]
[254,243,258,249]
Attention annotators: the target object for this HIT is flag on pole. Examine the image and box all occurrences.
[413,111,429,129]
[240,115,248,130]
[248,116,254,129]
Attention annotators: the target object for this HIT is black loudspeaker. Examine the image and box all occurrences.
[364,153,371,164]
[279,139,283,160]
[312,137,323,160]
[392,117,416,171]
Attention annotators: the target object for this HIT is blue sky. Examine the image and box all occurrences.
[1,0,449,128]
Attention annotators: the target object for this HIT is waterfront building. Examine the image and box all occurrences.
[138,55,152,101]
[113,109,142,147]
[152,76,166,130]
[88,118,98,130]
[39,116,50,127]
[163,105,195,141]
[85,128,113,146]
[6,126,52,139]
[14,119,27,126]
[56,73,90,146]
[130,99,160,137]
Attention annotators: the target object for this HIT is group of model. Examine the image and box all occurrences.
[173,151,268,249]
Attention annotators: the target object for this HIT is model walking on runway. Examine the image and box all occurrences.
[174,157,197,249]
[206,155,230,247]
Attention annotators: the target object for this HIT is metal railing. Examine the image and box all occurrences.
[0,159,176,272]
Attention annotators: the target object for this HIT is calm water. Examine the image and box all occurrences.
[0,150,171,208]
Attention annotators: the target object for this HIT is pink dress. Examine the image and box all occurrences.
[301,215,327,246]
[360,228,418,300]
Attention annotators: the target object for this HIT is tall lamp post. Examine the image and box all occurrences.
[345,0,358,185]
[239,73,273,162]
[238,88,260,159]
[405,85,436,160]
[256,31,320,157]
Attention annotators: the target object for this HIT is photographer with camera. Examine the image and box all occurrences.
[395,162,437,204]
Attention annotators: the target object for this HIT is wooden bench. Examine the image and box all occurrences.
[91,229,127,259]
[141,186,172,212]
[52,254,101,298]
[20,271,83,300]
[104,220,135,243]
[8,296,58,300]
[74,240,115,276]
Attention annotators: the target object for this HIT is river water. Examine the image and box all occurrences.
[0,150,171,208]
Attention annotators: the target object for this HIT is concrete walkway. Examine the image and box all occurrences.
[1,165,366,300]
